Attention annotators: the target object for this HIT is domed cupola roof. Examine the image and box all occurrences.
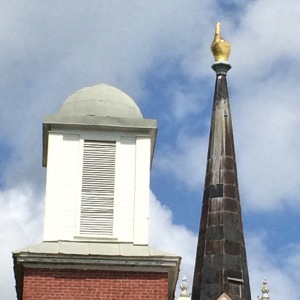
[58,83,143,119]
[43,83,157,168]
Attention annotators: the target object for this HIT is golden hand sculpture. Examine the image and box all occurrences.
[211,22,230,62]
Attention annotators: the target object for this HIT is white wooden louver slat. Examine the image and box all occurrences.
[80,140,116,236]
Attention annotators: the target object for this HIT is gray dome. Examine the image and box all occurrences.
[58,84,143,119]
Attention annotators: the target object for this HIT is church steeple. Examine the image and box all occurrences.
[192,23,251,300]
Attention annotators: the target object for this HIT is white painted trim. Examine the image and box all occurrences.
[216,292,232,300]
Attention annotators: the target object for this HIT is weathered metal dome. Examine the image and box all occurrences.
[58,83,143,119]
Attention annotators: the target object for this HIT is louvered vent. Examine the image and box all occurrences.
[80,140,116,236]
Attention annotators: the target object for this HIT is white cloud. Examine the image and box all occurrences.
[231,0,300,78]
[231,51,300,210]
[155,133,208,190]
[0,188,43,299]
[247,233,300,300]
[0,0,217,190]
[149,191,197,297]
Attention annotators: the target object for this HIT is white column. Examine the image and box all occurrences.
[133,136,151,245]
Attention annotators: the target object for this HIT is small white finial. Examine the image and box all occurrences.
[177,276,191,299]
[258,279,270,300]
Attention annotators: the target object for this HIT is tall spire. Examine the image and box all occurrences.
[192,23,251,300]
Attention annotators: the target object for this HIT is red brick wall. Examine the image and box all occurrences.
[22,268,169,300]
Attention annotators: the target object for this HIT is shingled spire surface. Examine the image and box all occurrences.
[191,23,251,300]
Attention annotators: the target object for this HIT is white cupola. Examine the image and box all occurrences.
[42,84,157,245]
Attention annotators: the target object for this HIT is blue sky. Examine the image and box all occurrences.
[1,1,300,299]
